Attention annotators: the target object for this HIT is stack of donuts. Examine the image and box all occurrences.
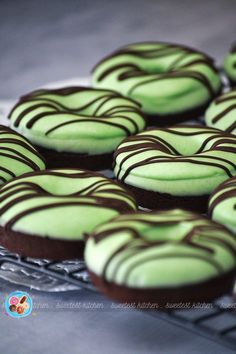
[1,41,236,308]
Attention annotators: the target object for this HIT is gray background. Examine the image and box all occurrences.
[0,0,236,99]
[0,0,236,353]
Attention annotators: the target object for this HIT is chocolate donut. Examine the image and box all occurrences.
[205,89,236,135]
[92,42,222,126]
[0,125,45,184]
[208,176,236,234]
[8,87,145,170]
[224,43,236,87]
[0,169,137,260]
[85,209,236,306]
[113,125,236,212]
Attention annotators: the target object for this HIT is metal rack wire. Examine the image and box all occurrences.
[0,245,236,350]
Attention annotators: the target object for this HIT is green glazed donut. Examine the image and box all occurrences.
[208,177,236,233]
[205,89,236,135]
[8,87,145,170]
[85,209,236,305]
[113,125,236,211]
[92,42,222,125]
[224,44,236,86]
[0,169,137,259]
[0,124,45,184]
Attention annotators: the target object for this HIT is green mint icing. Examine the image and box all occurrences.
[8,87,145,154]
[0,169,137,240]
[209,177,236,233]
[205,89,236,135]
[224,46,236,84]
[85,209,236,287]
[0,125,45,184]
[92,42,221,115]
[114,126,236,196]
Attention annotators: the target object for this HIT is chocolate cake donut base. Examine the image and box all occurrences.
[145,102,209,127]
[0,227,84,260]
[121,182,209,213]
[36,146,113,171]
[229,79,236,88]
[144,87,223,127]
[89,269,236,308]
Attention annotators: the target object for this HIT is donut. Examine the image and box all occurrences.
[85,209,236,306]
[92,42,222,126]
[17,306,24,315]
[8,87,145,170]
[208,176,236,233]
[0,169,137,260]
[9,296,19,306]
[0,125,45,184]
[113,125,236,212]
[9,305,17,312]
[224,43,236,87]
[205,89,236,135]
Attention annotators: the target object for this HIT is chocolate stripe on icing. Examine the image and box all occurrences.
[13,103,58,128]
[87,210,236,285]
[215,94,236,104]
[0,170,137,236]
[92,42,220,108]
[0,125,45,185]
[9,88,145,150]
[208,177,236,217]
[121,253,223,283]
[92,42,213,73]
[119,156,234,182]
[114,127,236,181]
[212,104,236,123]
[127,71,215,97]
[205,90,236,135]
[45,117,131,136]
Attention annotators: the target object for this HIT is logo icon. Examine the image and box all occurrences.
[5,291,33,318]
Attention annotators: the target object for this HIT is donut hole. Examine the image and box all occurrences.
[23,89,138,119]
[153,128,228,158]
[23,174,108,197]
[143,221,194,241]
[152,137,199,157]
[118,43,194,75]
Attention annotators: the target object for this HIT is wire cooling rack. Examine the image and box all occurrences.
[0,246,236,350]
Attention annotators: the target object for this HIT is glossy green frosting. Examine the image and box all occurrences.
[209,177,236,233]
[205,89,236,135]
[92,42,221,115]
[85,209,236,288]
[0,169,137,240]
[224,45,236,85]
[8,87,145,155]
[114,125,236,196]
[0,125,45,184]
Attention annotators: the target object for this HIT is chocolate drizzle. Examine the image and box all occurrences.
[93,42,220,99]
[114,126,236,182]
[207,90,236,134]
[0,125,45,183]
[9,87,145,142]
[88,210,236,282]
[0,169,137,235]
[212,104,236,124]
[208,177,236,216]
[127,71,215,97]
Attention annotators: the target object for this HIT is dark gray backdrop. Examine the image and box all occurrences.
[0,0,235,99]
[0,1,236,353]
